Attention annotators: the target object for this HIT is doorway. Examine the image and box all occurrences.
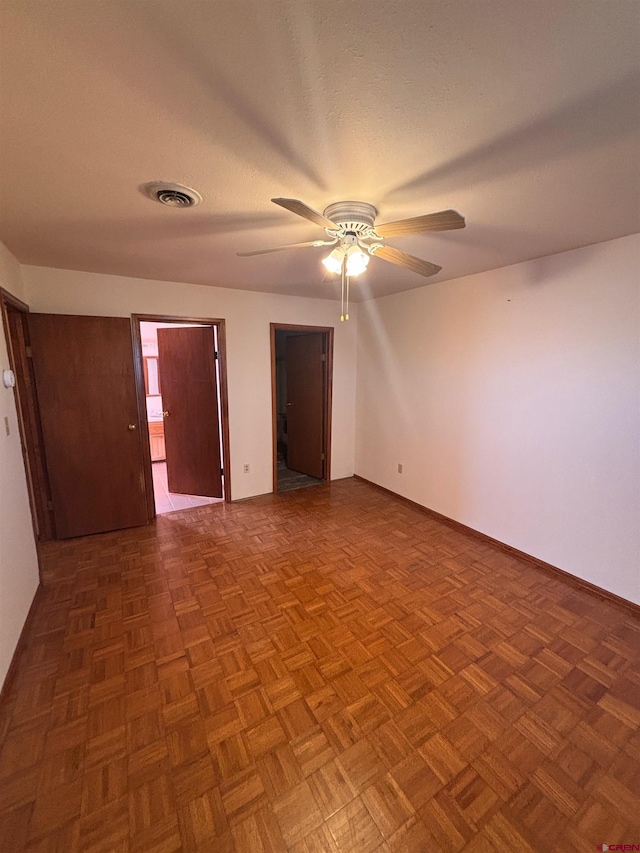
[133,316,231,516]
[0,302,231,541]
[0,288,54,544]
[271,323,333,493]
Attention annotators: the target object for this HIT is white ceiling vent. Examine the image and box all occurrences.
[143,182,202,208]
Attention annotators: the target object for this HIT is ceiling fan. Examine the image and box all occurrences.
[238,198,465,320]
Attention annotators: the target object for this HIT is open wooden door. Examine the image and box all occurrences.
[28,314,149,539]
[157,326,223,498]
[285,333,325,478]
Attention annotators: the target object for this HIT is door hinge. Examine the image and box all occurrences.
[220,467,224,476]
[214,351,218,360]
[321,453,325,461]
[26,346,33,358]
[321,353,326,362]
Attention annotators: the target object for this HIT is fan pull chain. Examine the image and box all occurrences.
[345,273,350,321]
[340,255,346,321]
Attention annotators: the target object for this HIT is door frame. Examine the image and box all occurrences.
[0,288,54,546]
[131,314,232,515]
[270,323,334,493]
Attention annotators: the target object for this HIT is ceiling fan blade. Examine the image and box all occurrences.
[237,239,335,257]
[374,209,465,238]
[372,245,442,277]
[271,197,338,229]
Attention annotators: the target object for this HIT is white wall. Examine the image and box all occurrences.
[22,266,357,500]
[0,242,40,689]
[356,234,640,605]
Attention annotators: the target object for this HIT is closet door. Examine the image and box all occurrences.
[28,313,149,538]
[285,333,325,479]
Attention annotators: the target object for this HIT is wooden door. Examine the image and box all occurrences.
[28,314,149,539]
[285,333,325,478]
[157,326,222,498]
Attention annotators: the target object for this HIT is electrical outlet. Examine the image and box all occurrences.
[397,463,403,474]
[243,464,250,474]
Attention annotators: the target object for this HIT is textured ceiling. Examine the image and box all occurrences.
[0,0,638,302]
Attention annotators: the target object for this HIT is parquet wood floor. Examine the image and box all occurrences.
[1,478,639,852]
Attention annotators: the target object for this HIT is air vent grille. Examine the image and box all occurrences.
[156,189,194,207]
[142,182,202,208]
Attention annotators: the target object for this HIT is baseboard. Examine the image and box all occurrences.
[0,583,43,711]
[354,475,640,617]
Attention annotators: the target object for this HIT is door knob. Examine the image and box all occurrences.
[128,423,137,430]
[285,402,292,407]
[162,411,170,417]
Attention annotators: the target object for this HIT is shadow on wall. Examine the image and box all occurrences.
[521,243,601,286]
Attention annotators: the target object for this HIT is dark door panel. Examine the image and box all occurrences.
[286,333,325,478]
[157,326,222,498]
[28,313,148,539]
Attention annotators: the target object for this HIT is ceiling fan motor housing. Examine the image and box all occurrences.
[323,201,377,235]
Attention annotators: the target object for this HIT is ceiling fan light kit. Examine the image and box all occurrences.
[321,237,370,277]
[238,197,466,319]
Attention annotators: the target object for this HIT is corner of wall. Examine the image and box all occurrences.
[0,241,40,690]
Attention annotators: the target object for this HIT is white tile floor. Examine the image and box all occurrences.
[151,461,223,515]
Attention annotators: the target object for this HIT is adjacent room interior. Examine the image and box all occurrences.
[0,1,638,851]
